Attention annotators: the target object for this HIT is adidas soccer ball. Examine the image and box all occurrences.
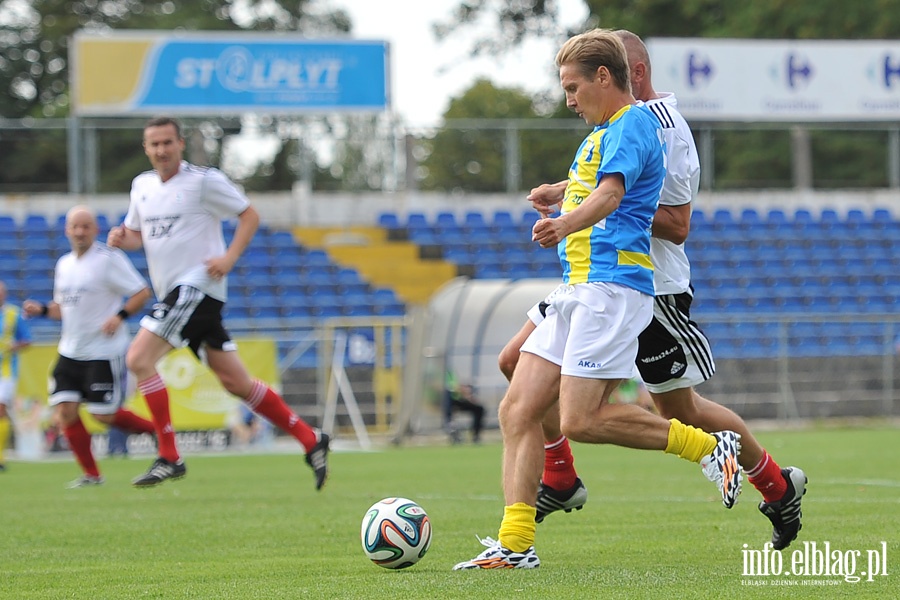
[360,497,432,569]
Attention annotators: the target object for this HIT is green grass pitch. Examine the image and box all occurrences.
[2,424,898,599]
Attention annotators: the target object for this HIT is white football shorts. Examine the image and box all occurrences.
[521,282,653,379]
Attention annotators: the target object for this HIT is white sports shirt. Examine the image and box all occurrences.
[54,242,148,360]
[125,162,250,301]
[645,93,700,296]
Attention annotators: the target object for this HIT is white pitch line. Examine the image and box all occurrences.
[819,478,900,488]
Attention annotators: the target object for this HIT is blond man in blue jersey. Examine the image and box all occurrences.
[0,280,33,471]
[454,29,741,570]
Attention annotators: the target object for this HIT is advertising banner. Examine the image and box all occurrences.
[72,31,389,115]
[19,338,280,432]
[648,39,900,121]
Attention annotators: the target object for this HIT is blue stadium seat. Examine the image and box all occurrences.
[406,213,429,231]
[282,304,313,319]
[222,304,251,320]
[435,212,458,228]
[492,211,515,229]
[239,270,276,287]
[739,208,762,229]
[520,210,540,228]
[0,216,16,233]
[766,209,788,229]
[335,268,364,285]
[344,305,375,317]
[268,231,300,252]
[19,234,51,255]
[408,230,441,245]
[792,209,813,228]
[342,294,375,316]
[377,213,401,229]
[300,250,333,269]
[22,214,50,234]
[846,209,866,227]
[690,209,706,230]
[311,305,343,318]
[820,209,840,227]
[240,254,273,272]
[371,288,400,305]
[374,302,406,316]
[243,246,271,259]
[443,246,475,263]
[463,212,491,235]
[302,270,338,290]
[712,209,735,227]
[249,305,281,320]
[432,226,465,243]
[871,208,894,230]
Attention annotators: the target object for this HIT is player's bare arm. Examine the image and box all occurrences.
[532,173,625,248]
[527,181,567,217]
[107,226,144,251]
[205,205,260,279]
[651,203,691,244]
[100,287,152,336]
[23,299,60,320]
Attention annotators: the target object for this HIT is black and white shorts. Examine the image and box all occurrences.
[635,289,716,394]
[141,285,236,360]
[49,355,130,415]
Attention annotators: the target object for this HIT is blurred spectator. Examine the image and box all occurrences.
[229,403,273,449]
[444,371,486,444]
[0,279,33,471]
[107,426,130,457]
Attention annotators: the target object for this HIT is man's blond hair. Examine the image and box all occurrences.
[556,28,631,92]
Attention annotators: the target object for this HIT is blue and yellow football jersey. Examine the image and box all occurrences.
[558,103,665,296]
[1,304,31,379]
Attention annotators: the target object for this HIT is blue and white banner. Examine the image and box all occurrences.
[648,39,900,121]
[72,31,389,115]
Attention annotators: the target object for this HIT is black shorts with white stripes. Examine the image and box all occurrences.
[146,286,234,359]
[51,355,123,405]
[635,289,716,392]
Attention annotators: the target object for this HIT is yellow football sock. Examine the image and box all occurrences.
[498,502,537,553]
[0,417,9,463]
[664,418,717,463]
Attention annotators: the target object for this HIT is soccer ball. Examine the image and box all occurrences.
[360,497,432,569]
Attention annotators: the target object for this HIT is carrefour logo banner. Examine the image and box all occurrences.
[72,31,389,115]
[648,39,900,121]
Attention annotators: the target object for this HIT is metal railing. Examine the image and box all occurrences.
[2,117,899,194]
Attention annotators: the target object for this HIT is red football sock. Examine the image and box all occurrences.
[111,409,155,435]
[244,380,317,452]
[746,450,788,503]
[63,419,100,478]
[542,435,578,491]
[138,374,180,463]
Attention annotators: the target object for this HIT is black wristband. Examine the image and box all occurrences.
[41,303,49,317]
[117,309,130,319]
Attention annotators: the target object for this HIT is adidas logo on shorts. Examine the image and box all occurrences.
[670,361,685,375]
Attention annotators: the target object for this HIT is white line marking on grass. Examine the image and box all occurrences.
[819,478,900,488]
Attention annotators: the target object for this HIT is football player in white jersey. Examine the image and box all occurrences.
[107,117,330,489]
[23,206,156,487]
[498,30,806,552]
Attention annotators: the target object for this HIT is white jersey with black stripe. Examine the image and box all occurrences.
[126,161,250,301]
[646,93,700,296]
[54,242,149,360]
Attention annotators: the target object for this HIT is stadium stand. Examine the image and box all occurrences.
[2,218,407,331]
[4,208,896,362]
[374,207,898,359]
